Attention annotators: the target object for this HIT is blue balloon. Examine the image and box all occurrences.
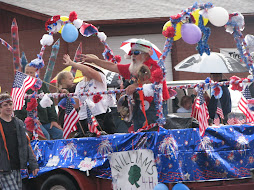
[61,23,78,43]
[172,183,190,190]
[154,183,169,190]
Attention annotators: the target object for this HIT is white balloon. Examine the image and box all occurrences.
[245,34,254,53]
[208,7,229,27]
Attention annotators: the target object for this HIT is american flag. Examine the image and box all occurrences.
[86,105,101,136]
[235,115,246,125]
[27,111,45,139]
[227,114,236,125]
[214,114,220,126]
[216,100,224,120]
[63,98,79,139]
[238,86,254,123]
[191,98,198,120]
[195,89,209,136]
[11,71,37,110]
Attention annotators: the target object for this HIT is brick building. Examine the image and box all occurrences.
[0,0,254,92]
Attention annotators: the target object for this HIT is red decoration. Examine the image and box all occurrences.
[162,26,175,38]
[230,76,243,91]
[45,15,60,31]
[214,86,221,96]
[190,14,196,24]
[93,94,103,103]
[26,98,38,111]
[169,89,177,98]
[106,52,114,61]
[114,55,122,63]
[170,14,182,20]
[24,117,35,132]
[151,68,163,83]
[144,96,153,103]
[69,11,78,22]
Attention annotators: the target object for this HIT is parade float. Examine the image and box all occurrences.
[2,2,254,190]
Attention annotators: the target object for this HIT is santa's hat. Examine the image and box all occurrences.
[125,39,153,59]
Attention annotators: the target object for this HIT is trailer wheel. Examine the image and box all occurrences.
[41,174,78,190]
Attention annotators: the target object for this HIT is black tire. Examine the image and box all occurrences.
[40,174,78,190]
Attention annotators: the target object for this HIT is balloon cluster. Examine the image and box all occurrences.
[41,11,83,45]
[153,183,190,190]
[162,3,229,48]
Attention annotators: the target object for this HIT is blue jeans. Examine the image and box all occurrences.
[40,125,50,140]
[42,123,63,139]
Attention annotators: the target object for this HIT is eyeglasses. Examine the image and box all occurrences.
[130,50,142,55]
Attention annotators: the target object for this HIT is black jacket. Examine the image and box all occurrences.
[0,117,39,173]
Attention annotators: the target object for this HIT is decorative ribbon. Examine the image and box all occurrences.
[138,84,148,128]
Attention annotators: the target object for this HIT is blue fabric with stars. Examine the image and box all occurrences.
[26,125,254,183]
[12,71,27,88]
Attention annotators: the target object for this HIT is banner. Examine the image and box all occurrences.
[109,149,158,190]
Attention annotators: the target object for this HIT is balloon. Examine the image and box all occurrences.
[245,34,254,53]
[172,183,190,190]
[154,183,169,190]
[58,16,69,33]
[181,23,202,44]
[192,9,209,26]
[163,21,182,41]
[208,7,229,27]
[61,23,78,43]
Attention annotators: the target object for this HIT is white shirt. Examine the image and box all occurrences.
[74,72,108,120]
[177,107,192,113]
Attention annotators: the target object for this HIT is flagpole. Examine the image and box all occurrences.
[78,120,86,137]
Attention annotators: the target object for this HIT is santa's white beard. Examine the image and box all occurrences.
[129,59,143,76]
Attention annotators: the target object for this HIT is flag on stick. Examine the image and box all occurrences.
[227,113,236,125]
[63,98,79,139]
[238,86,254,123]
[214,114,220,126]
[86,105,101,136]
[195,89,209,136]
[216,100,224,120]
[11,71,37,110]
[235,115,246,124]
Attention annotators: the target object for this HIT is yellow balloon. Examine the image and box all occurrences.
[162,21,182,41]
[192,9,209,26]
[58,16,69,34]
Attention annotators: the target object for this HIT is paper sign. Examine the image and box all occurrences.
[109,149,158,190]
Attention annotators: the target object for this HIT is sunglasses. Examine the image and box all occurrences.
[130,50,142,55]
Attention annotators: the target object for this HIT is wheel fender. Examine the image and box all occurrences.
[60,168,97,190]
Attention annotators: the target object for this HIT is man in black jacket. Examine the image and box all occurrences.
[0,93,39,190]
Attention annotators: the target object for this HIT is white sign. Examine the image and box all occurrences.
[220,48,242,61]
[108,149,158,190]
[220,48,254,62]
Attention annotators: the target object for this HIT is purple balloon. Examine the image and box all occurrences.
[181,23,202,44]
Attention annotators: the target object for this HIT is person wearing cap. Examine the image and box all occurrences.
[0,92,39,190]
[63,54,116,135]
[79,39,170,131]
